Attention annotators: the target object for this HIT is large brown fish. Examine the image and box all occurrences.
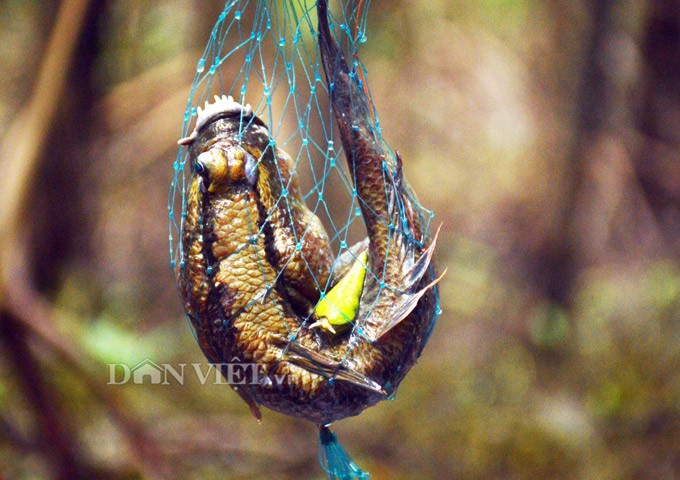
[175,1,441,426]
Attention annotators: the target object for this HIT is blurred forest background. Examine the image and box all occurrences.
[1,0,680,479]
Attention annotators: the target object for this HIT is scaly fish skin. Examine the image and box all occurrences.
[180,111,380,423]
[317,0,440,375]
[176,3,441,422]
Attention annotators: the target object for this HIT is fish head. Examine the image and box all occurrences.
[180,95,271,195]
[194,143,258,194]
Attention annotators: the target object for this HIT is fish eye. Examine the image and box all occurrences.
[194,149,230,191]
[195,151,217,177]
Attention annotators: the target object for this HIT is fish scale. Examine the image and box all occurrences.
[176,0,441,424]
[173,2,443,477]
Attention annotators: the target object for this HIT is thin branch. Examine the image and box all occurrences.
[0,3,93,479]
[0,0,91,294]
[0,1,167,477]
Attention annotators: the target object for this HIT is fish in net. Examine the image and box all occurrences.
[168,1,443,478]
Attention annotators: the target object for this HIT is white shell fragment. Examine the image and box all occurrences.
[178,95,253,146]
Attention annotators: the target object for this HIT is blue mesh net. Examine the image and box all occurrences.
[169,0,437,277]
[168,1,441,478]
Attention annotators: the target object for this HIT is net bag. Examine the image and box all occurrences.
[169,1,442,477]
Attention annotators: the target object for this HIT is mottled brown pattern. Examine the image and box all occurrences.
[181,178,210,321]
[250,140,334,312]
[175,1,439,425]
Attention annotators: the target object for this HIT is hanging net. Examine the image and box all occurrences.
[168,1,442,478]
[170,0,394,264]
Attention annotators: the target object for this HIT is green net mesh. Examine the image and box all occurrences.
[171,0,375,269]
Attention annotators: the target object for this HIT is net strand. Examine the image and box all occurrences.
[169,0,441,392]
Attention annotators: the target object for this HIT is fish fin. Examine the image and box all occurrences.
[317,0,339,91]
[401,223,442,291]
[369,268,446,343]
[361,224,445,342]
[393,150,405,190]
[393,150,423,243]
[231,385,262,422]
[283,341,385,395]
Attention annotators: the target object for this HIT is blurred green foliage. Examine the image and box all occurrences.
[1,0,679,479]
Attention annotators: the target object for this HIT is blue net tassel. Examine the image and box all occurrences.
[319,425,371,480]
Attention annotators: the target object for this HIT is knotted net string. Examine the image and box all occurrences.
[168,0,440,372]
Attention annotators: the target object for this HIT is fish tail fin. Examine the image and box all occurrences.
[317,0,341,96]
[319,425,372,480]
[282,341,386,394]
[317,0,334,71]
[317,0,372,128]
